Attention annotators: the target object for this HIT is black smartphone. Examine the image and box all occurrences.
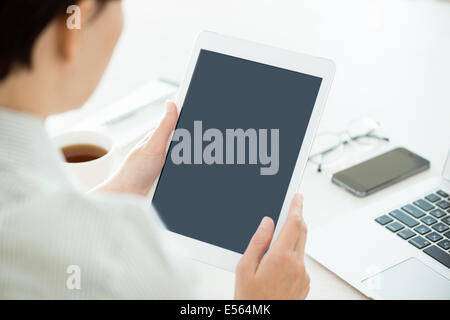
[332,147,430,197]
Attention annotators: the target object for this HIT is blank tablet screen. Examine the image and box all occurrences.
[152,50,322,254]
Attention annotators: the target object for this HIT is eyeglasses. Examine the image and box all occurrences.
[308,117,390,172]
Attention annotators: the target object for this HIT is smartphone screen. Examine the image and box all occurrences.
[332,147,430,196]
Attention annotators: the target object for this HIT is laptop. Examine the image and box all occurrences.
[307,150,450,299]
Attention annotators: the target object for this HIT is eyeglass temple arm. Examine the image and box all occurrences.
[309,144,342,172]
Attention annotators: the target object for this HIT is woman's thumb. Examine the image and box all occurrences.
[239,217,274,274]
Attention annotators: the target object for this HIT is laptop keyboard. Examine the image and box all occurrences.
[375,189,450,269]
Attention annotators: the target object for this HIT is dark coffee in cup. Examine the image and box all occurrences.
[61,144,108,163]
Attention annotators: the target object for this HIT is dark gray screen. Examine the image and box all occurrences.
[152,50,322,254]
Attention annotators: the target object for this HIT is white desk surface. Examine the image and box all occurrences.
[48,0,450,299]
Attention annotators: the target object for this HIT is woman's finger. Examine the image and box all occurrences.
[145,101,178,154]
[273,194,304,251]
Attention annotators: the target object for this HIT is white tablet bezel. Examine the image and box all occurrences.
[150,31,335,272]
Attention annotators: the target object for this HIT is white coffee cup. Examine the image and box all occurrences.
[53,131,116,191]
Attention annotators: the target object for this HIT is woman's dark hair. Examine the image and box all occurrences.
[0,0,108,81]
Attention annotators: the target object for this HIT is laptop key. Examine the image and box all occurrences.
[413,199,434,211]
[420,215,437,225]
[386,222,404,233]
[397,229,416,240]
[441,216,450,226]
[429,208,446,218]
[389,210,419,228]
[436,200,450,210]
[423,245,450,268]
[444,231,450,239]
[432,222,449,233]
[414,225,431,235]
[436,190,449,198]
[375,215,393,226]
[401,205,425,218]
[426,232,443,242]
[437,239,450,250]
[408,236,431,249]
[425,193,441,203]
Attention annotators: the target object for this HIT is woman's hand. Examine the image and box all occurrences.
[98,101,178,196]
[235,194,310,300]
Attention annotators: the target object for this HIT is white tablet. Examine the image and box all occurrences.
[151,31,335,272]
